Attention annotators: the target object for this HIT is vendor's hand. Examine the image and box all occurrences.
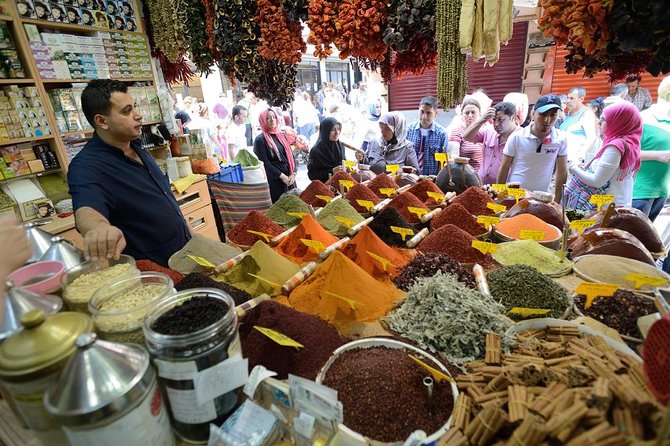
[481,107,496,122]
[83,224,126,261]
[0,216,30,277]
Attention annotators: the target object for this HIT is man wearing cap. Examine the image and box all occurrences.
[497,94,569,202]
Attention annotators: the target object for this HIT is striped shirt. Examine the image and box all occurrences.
[449,125,484,172]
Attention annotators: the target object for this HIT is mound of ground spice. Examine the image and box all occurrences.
[176,272,253,306]
[495,213,561,242]
[386,191,429,224]
[417,224,500,269]
[275,214,339,264]
[136,259,184,286]
[368,207,417,248]
[431,203,487,236]
[340,226,414,279]
[407,180,445,206]
[325,170,358,192]
[451,186,495,216]
[265,194,312,227]
[367,173,400,198]
[239,300,346,380]
[226,211,285,246]
[574,289,656,339]
[393,253,476,291]
[316,199,364,236]
[299,180,335,207]
[345,183,381,214]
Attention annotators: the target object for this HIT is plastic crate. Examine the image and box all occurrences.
[209,163,244,184]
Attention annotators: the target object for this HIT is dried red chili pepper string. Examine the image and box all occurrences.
[256,0,306,64]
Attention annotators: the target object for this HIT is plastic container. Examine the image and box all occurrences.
[143,288,241,444]
[209,163,244,184]
[176,156,192,177]
[89,272,174,344]
[7,260,65,295]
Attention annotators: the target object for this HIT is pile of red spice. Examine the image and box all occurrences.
[386,191,429,224]
[325,170,358,193]
[345,183,381,214]
[226,210,285,246]
[136,259,184,286]
[367,173,399,198]
[451,186,495,216]
[407,180,444,206]
[239,300,346,380]
[431,203,488,236]
[299,180,335,207]
[417,223,500,269]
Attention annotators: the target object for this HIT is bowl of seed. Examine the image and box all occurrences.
[89,272,174,344]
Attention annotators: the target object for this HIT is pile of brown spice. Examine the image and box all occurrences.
[386,191,429,224]
[345,183,381,214]
[431,203,488,236]
[451,186,495,216]
[407,180,445,206]
[325,170,358,192]
[417,224,500,269]
[299,180,335,207]
[226,211,285,246]
[367,173,399,198]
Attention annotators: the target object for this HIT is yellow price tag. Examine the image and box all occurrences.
[570,219,597,235]
[334,216,356,228]
[576,282,619,309]
[408,354,453,383]
[315,194,332,203]
[254,326,304,349]
[426,191,445,203]
[246,230,271,243]
[472,240,498,254]
[507,188,526,202]
[589,194,614,211]
[434,152,447,170]
[487,202,507,213]
[408,207,428,218]
[246,273,282,288]
[509,308,551,317]
[287,212,308,218]
[356,199,375,211]
[187,255,216,268]
[366,251,391,271]
[625,273,670,289]
[339,180,354,191]
[390,226,414,241]
[344,160,356,169]
[324,291,362,311]
[477,215,501,229]
[519,230,545,241]
[492,184,508,192]
[301,238,326,253]
[379,187,397,198]
[386,164,400,174]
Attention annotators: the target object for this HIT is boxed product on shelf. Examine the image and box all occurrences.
[0,21,26,79]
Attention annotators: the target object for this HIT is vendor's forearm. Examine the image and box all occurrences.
[75,206,112,235]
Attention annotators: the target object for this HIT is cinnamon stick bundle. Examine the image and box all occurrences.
[546,399,588,442]
[485,332,502,365]
[564,421,627,446]
[588,377,612,412]
[464,405,508,446]
[508,385,528,423]
[528,382,568,418]
[505,414,548,446]
[438,427,468,446]
[452,394,472,431]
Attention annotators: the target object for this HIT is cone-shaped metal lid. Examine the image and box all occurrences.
[40,236,84,271]
[22,221,54,264]
[0,281,63,340]
[44,333,153,426]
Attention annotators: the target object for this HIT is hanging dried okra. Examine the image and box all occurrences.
[436,0,467,107]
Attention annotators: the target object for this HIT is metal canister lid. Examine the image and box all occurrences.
[0,309,93,378]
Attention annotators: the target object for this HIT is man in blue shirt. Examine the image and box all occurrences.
[406,96,448,176]
[68,80,191,266]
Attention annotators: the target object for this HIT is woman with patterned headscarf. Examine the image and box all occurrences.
[361,111,419,174]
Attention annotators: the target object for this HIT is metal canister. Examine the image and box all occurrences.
[0,309,93,445]
[44,333,175,446]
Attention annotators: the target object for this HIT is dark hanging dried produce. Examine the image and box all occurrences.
[283,0,309,22]
[182,0,215,74]
[256,0,306,64]
[211,0,259,81]
[244,56,298,107]
[384,0,437,53]
[144,0,188,62]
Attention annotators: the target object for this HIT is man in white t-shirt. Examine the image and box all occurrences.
[225,105,248,160]
[497,94,569,202]
[559,87,597,164]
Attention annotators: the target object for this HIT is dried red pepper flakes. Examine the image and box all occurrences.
[226,210,285,246]
[136,260,185,286]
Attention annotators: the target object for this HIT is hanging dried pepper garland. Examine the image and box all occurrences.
[332,0,388,63]
[203,0,222,60]
[307,0,339,58]
[256,0,306,64]
[210,0,259,81]
[436,0,467,107]
[182,0,215,74]
[144,0,187,63]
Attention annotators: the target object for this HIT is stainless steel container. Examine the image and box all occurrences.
[44,333,175,446]
[22,221,54,264]
[40,236,85,271]
[1,281,62,340]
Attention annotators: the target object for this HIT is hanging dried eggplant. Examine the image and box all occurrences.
[211,0,259,81]
[256,0,306,64]
[245,56,298,107]
[283,0,309,21]
[182,0,215,74]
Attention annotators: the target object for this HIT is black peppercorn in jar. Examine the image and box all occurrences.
[143,289,240,444]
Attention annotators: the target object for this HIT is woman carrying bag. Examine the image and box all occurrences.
[566,101,642,210]
[253,108,296,202]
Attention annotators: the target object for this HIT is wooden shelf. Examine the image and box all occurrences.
[41,78,154,84]
[0,135,54,147]
[0,15,13,22]
[60,130,93,137]
[20,18,144,36]
[0,168,61,185]
[143,120,163,126]
[0,78,34,84]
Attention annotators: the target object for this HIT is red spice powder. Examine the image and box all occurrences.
[226,210,285,246]
[407,180,444,206]
[417,223,499,269]
[386,191,429,224]
[325,170,358,192]
[367,173,400,198]
[451,186,495,216]
[299,180,336,207]
[431,203,487,236]
[345,183,381,214]
[136,259,184,286]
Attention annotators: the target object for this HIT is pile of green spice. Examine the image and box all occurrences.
[265,194,312,227]
[574,290,656,339]
[487,265,570,320]
[386,272,512,368]
[393,253,475,291]
[492,240,572,275]
[232,149,261,167]
[316,199,365,236]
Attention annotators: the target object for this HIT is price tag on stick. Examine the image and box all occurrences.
[334,216,356,228]
[246,273,282,288]
[386,164,400,175]
[254,326,304,349]
[487,202,507,213]
[187,255,216,268]
[509,308,551,318]
[426,191,445,203]
[287,212,308,219]
[575,282,619,309]
[366,251,391,271]
[407,207,428,218]
[344,160,356,169]
[408,354,453,383]
[315,195,332,203]
[390,226,414,241]
[434,152,447,171]
[324,291,362,311]
[507,188,526,203]
[339,180,354,191]
[589,194,614,211]
[570,219,597,235]
[356,199,375,211]
[246,230,271,243]
[625,273,670,289]
[472,240,498,254]
[477,215,500,229]
[379,188,397,198]
[519,230,545,241]
[492,184,508,193]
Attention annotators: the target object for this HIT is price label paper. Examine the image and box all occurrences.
[472,240,498,254]
[339,180,354,191]
[356,199,375,211]
[477,215,501,229]
[570,219,597,235]
[589,194,614,211]
[408,355,453,383]
[390,226,414,241]
[487,202,507,213]
[301,238,326,253]
[408,207,428,218]
[324,291,362,311]
[287,212,308,218]
[509,308,551,317]
[246,273,281,288]
[246,230,271,243]
[187,255,216,268]
[254,326,304,349]
[315,195,332,203]
[576,282,619,309]
[519,230,545,241]
[334,216,356,228]
[366,251,391,271]
[426,191,445,203]
[507,188,526,202]
[434,152,447,170]
[625,273,669,289]
[344,160,356,168]
[379,188,397,198]
[386,164,400,174]
[492,184,508,192]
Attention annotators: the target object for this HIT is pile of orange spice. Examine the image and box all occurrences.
[340,226,414,279]
[275,214,339,264]
[495,214,561,242]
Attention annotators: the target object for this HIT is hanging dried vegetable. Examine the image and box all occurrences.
[307,0,339,58]
[244,56,298,107]
[332,0,388,63]
[459,0,512,65]
[256,0,306,64]
[284,0,309,21]
[389,38,437,78]
[436,0,467,107]
[144,0,188,63]
[182,0,215,74]
[211,0,259,81]
[203,0,222,61]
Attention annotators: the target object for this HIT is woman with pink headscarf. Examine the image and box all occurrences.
[568,101,642,206]
[253,108,296,202]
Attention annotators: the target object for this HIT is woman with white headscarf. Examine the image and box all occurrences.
[360,111,420,174]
